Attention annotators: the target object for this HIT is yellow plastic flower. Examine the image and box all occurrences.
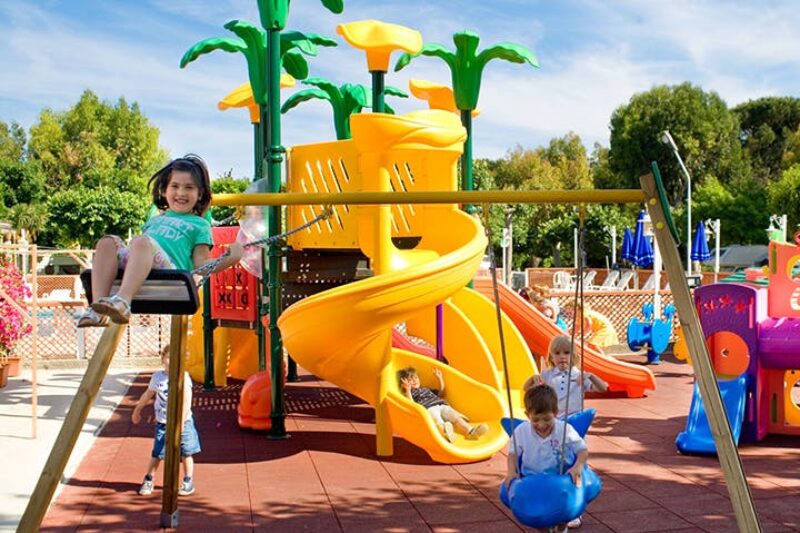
[408,79,480,117]
[337,20,422,72]
[218,75,295,123]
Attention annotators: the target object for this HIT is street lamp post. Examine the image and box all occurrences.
[660,130,692,277]
[604,225,617,267]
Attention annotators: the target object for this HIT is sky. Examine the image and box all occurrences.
[2,0,800,180]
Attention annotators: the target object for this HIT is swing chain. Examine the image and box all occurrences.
[192,205,334,286]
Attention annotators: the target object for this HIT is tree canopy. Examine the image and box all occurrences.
[607,83,750,205]
[733,96,800,182]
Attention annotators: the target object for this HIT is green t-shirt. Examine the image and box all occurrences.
[142,211,214,271]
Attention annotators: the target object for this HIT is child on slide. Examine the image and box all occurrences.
[398,367,488,442]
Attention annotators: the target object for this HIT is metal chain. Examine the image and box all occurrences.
[192,206,334,287]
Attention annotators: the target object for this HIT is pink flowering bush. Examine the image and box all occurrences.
[0,259,32,359]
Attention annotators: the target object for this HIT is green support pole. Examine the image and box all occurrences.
[267,28,287,438]
[460,109,473,194]
[255,113,267,372]
[371,71,385,113]
[202,279,215,390]
[461,109,475,288]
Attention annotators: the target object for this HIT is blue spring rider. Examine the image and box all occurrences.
[499,410,602,529]
[627,303,676,364]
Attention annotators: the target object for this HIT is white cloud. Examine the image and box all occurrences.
[2,0,800,178]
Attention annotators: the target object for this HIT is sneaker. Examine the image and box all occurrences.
[567,516,582,528]
[138,476,154,495]
[442,422,455,443]
[178,477,195,496]
[466,423,488,440]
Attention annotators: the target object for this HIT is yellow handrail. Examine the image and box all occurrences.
[213,189,645,207]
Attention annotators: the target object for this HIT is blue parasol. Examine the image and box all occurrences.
[691,220,711,262]
[632,210,654,268]
[621,227,634,263]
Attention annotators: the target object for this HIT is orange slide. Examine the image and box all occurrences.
[473,278,655,398]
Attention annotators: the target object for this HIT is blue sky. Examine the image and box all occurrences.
[1,1,799,180]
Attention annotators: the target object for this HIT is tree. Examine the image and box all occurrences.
[0,120,26,161]
[608,83,750,205]
[26,90,167,193]
[0,158,46,208]
[42,186,150,247]
[767,164,800,234]
[733,97,800,182]
[211,176,250,222]
[9,203,49,243]
[281,78,408,139]
[692,176,769,245]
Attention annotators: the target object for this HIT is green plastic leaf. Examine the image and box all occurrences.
[305,32,338,48]
[343,84,370,108]
[282,30,318,56]
[394,43,455,72]
[281,88,331,113]
[477,43,539,68]
[384,102,396,115]
[303,77,342,98]
[384,86,409,99]
[222,20,268,105]
[180,37,246,68]
[320,0,344,14]
[282,49,309,79]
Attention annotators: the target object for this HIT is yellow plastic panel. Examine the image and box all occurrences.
[286,139,361,249]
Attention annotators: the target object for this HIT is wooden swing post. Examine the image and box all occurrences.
[641,172,761,533]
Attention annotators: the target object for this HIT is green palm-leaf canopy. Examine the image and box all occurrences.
[394,30,538,111]
[181,21,337,104]
[281,78,407,139]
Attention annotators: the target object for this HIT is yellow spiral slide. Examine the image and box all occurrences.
[278,110,534,463]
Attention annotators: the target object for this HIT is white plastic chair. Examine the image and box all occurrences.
[599,270,620,289]
[615,270,635,290]
[552,271,573,290]
[581,270,597,290]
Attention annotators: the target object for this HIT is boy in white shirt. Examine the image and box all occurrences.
[132,345,200,496]
[506,384,588,530]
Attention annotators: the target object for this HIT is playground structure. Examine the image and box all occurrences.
[676,232,800,454]
[15,3,763,532]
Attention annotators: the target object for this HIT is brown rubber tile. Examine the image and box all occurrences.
[40,357,800,532]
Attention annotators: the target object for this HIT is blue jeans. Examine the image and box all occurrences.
[151,418,201,459]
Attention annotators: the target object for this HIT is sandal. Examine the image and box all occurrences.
[466,423,488,440]
[91,295,131,324]
[76,309,109,328]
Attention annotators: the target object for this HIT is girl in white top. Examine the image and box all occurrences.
[525,335,608,416]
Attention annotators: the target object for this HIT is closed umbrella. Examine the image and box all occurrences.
[621,227,634,263]
[632,210,654,268]
[691,220,711,262]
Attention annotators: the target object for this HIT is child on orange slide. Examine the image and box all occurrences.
[398,367,488,442]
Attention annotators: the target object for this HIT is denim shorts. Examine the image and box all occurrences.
[152,418,201,459]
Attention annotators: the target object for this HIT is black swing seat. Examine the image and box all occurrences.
[80,269,200,315]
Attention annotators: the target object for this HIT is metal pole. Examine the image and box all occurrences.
[660,130,692,276]
[611,226,617,266]
[371,71,385,113]
[213,189,647,206]
[714,221,720,281]
[267,28,286,438]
